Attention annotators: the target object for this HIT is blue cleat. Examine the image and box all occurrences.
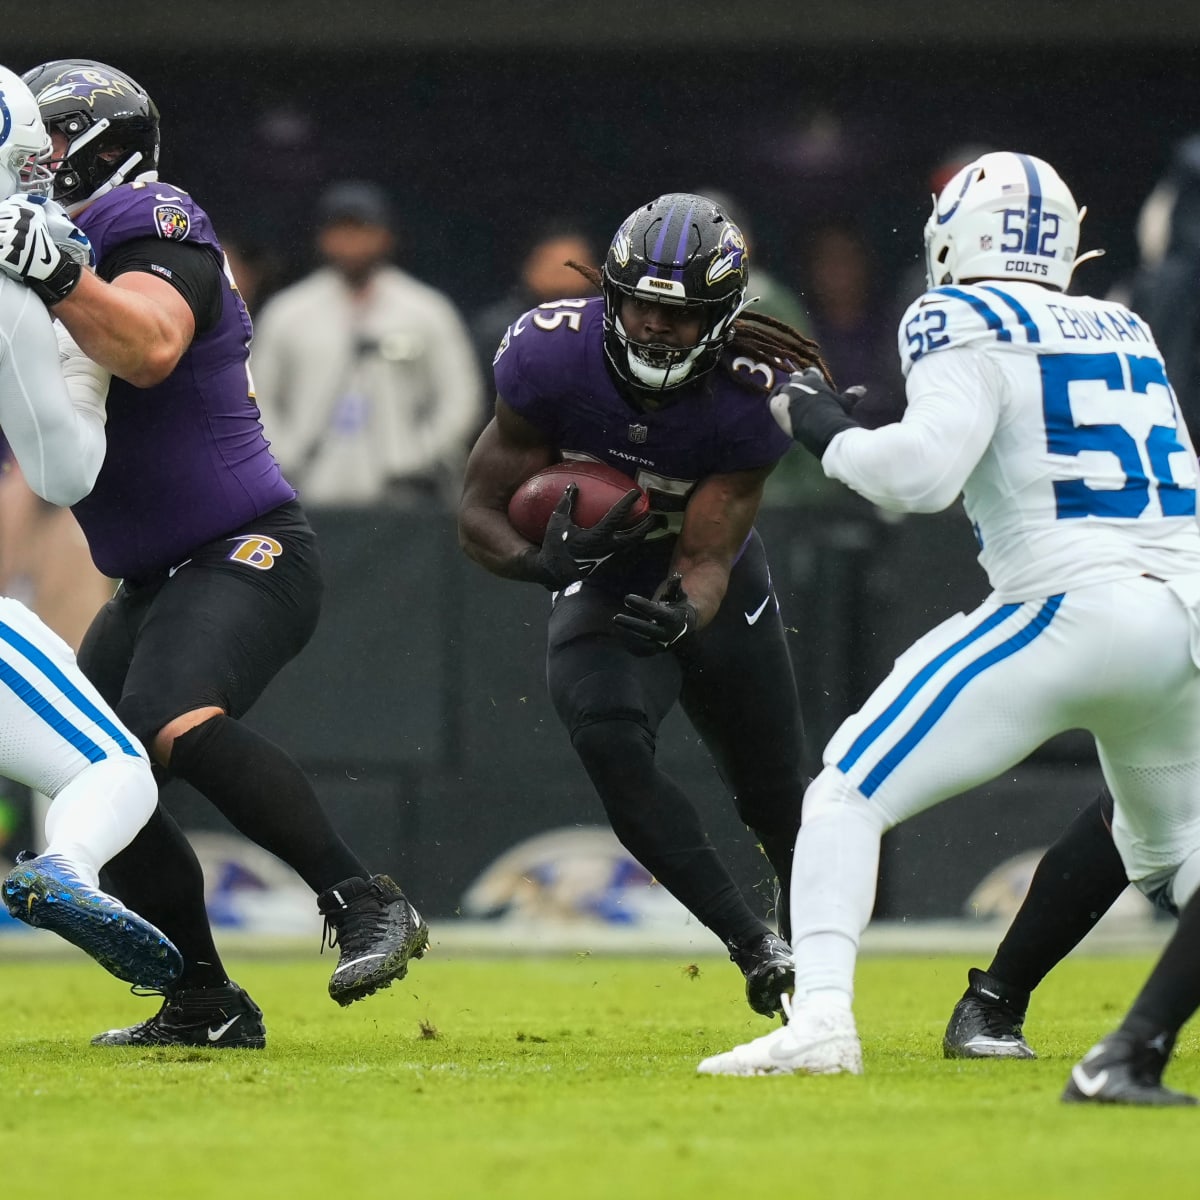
[2,853,183,991]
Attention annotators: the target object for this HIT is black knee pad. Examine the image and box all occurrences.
[114,690,174,750]
[570,716,655,772]
[558,668,653,741]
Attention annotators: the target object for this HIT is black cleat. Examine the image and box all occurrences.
[1062,1030,1197,1106]
[944,967,1035,1059]
[91,983,266,1048]
[728,931,794,1018]
[318,874,429,1006]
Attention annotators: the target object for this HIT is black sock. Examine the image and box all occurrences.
[169,715,367,893]
[755,828,799,941]
[1123,889,1200,1039]
[989,789,1128,993]
[101,805,230,990]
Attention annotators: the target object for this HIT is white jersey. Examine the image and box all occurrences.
[0,273,108,506]
[824,280,1200,600]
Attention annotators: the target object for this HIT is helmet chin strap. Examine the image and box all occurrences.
[614,290,749,392]
[63,154,156,216]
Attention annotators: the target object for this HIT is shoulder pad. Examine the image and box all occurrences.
[898,284,1042,377]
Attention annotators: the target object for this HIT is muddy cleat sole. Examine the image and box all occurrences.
[3,853,182,991]
[943,967,1035,1059]
[1062,1031,1197,1106]
[91,983,266,1048]
[319,875,430,1006]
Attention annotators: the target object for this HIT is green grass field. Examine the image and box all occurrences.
[1,950,1197,1198]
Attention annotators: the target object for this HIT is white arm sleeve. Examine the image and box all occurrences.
[821,346,1002,513]
[0,281,108,506]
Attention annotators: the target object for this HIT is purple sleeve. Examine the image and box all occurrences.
[713,365,795,473]
[79,184,221,265]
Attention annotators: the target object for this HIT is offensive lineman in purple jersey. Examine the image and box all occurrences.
[459,194,832,1016]
[0,60,428,1048]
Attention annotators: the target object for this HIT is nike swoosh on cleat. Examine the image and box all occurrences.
[1070,1065,1109,1097]
[333,952,386,974]
[208,1016,241,1042]
[744,595,771,625]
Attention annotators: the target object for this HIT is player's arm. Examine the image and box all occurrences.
[0,293,107,506]
[49,238,222,388]
[671,464,774,630]
[822,347,1000,512]
[457,397,556,580]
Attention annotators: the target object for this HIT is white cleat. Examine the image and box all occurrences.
[697,995,863,1077]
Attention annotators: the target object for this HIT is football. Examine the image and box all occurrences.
[508,460,651,543]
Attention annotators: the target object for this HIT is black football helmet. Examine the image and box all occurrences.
[22,60,160,214]
[601,193,750,392]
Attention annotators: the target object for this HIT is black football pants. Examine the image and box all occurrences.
[546,530,808,947]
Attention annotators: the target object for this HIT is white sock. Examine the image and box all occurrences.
[43,756,158,887]
[789,771,886,998]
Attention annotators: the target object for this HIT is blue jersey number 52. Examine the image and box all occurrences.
[1041,351,1194,519]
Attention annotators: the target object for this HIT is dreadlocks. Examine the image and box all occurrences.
[566,261,833,390]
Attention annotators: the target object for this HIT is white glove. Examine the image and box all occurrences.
[55,320,110,427]
[0,196,86,305]
[31,195,94,269]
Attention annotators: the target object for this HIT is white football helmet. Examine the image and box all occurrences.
[924,151,1094,291]
[0,66,53,201]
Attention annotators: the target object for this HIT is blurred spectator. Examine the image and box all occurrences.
[222,235,283,317]
[802,222,892,398]
[888,143,998,318]
[695,189,813,334]
[1127,133,1200,440]
[251,181,484,509]
[764,222,893,510]
[470,221,599,378]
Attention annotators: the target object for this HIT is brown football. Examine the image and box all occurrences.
[508,460,651,543]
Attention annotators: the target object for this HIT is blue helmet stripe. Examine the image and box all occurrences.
[931,286,1013,343]
[1016,153,1043,256]
[978,285,1041,343]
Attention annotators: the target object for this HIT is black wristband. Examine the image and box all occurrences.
[30,258,82,307]
[793,399,859,459]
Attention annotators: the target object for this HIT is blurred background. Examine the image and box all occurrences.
[3,0,1197,943]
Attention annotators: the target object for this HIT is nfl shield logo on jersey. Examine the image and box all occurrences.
[627,423,648,444]
[154,204,190,241]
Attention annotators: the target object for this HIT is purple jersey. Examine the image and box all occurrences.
[71,181,295,579]
[492,297,792,593]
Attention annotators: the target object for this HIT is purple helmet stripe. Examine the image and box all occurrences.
[670,202,696,282]
[649,198,677,271]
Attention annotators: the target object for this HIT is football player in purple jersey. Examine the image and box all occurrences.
[459,193,831,1016]
[0,59,428,1048]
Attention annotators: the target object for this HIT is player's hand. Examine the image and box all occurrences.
[768,367,862,459]
[27,195,94,270]
[525,483,657,590]
[613,573,697,656]
[0,195,86,306]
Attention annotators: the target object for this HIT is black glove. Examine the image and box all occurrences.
[613,573,697,656]
[523,483,656,590]
[0,197,85,306]
[768,367,863,458]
